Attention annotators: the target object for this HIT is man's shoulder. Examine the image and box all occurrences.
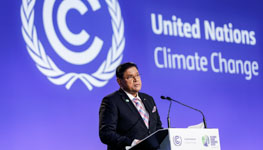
[103,89,124,101]
[139,91,153,99]
[103,90,154,101]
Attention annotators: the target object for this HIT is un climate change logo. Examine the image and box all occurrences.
[21,0,125,90]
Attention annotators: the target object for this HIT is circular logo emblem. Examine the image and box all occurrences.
[21,0,125,90]
[173,136,182,146]
[202,135,210,147]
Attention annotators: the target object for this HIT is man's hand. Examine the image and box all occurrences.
[131,139,141,146]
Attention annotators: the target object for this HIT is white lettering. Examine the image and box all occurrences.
[210,52,259,80]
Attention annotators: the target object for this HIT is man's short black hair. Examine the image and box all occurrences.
[116,62,138,79]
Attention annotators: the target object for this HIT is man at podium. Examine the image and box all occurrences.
[99,62,163,150]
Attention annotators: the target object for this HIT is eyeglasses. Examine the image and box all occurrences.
[124,74,141,81]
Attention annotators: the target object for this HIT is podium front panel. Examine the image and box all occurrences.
[168,128,221,150]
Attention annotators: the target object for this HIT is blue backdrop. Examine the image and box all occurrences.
[1,0,263,150]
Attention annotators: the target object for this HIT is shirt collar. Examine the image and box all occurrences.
[122,89,141,101]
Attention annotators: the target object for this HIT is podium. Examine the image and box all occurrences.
[129,128,220,150]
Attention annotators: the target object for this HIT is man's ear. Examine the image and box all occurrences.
[117,78,121,86]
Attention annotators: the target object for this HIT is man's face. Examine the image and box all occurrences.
[118,66,142,96]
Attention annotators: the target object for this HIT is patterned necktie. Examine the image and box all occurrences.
[133,97,149,128]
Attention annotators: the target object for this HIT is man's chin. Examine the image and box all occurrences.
[133,88,141,93]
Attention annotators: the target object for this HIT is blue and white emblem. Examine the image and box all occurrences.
[21,0,125,90]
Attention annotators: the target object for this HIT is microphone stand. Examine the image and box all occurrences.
[161,96,207,128]
[167,100,172,128]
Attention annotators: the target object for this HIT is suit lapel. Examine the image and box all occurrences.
[118,89,150,129]
[118,89,141,117]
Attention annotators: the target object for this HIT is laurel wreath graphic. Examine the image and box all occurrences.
[21,0,125,90]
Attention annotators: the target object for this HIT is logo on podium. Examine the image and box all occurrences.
[173,135,182,146]
[202,135,210,147]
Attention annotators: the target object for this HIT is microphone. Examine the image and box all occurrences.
[161,96,207,128]
[161,96,172,128]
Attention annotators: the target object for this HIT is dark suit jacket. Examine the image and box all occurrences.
[99,89,162,150]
